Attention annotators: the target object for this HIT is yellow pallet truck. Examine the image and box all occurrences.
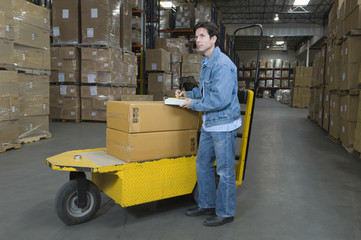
[47,25,263,225]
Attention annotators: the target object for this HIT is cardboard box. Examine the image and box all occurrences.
[80,85,121,100]
[340,119,356,147]
[81,0,121,47]
[14,20,49,49]
[58,46,79,59]
[18,74,49,97]
[195,2,213,24]
[145,48,171,72]
[0,71,18,97]
[13,0,50,30]
[329,115,340,139]
[81,47,123,61]
[340,95,359,121]
[119,95,153,101]
[50,70,79,83]
[344,6,361,35]
[342,36,361,64]
[51,59,79,71]
[354,127,361,152]
[80,71,127,85]
[0,38,14,64]
[0,11,14,40]
[323,109,329,131]
[19,96,49,117]
[120,0,132,52]
[50,94,80,108]
[330,93,340,117]
[107,101,199,133]
[148,73,172,92]
[106,128,197,162]
[159,9,171,30]
[182,54,203,64]
[154,38,186,54]
[81,109,106,121]
[0,96,20,121]
[18,115,49,138]
[50,85,80,98]
[346,0,361,17]
[14,45,50,70]
[52,0,80,44]
[0,120,18,144]
[340,63,360,90]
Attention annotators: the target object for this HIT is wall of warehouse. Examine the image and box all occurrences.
[236,49,320,66]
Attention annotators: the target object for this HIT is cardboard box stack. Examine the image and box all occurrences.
[175,3,194,29]
[160,9,171,30]
[0,71,20,151]
[181,53,203,85]
[292,67,313,108]
[145,48,171,100]
[132,15,142,45]
[195,2,214,24]
[106,101,199,162]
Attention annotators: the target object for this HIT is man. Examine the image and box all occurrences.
[175,22,241,227]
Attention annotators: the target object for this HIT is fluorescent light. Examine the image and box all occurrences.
[270,35,274,38]
[266,46,270,48]
[274,14,279,21]
[293,0,310,6]
[160,1,174,9]
[275,41,285,45]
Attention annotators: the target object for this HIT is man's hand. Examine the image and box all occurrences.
[180,98,192,109]
[175,90,187,99]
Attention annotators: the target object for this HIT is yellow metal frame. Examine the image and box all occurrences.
[46,90,254,207]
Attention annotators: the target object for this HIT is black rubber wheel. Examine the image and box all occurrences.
[55,180,101,225]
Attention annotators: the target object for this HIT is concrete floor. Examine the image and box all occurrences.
[1,99,361,240]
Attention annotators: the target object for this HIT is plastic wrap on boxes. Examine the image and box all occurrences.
[0,120,19,147]
[132,16,142,29]
[182,53,203,64]
[251,61,257,69]
[18,115,50,139]
[0,11,14,40]
[282,60,290,68]
[120,0,132,51]
[281,70,289,78]
[14,45,50,70]
[259,80,265,87]
[175,3,194,29]
[13,0,50,30]
[274,70,281,78]
[244,71,251,78]
[263,90,270,98]
[81,0,121,48]
[160,9,171,30]
[238,70,243,78]
[132,29,141,44]
[281,90,291,104]
[275,89,283,102]
[266,80,273,87]
[259,70,265,78]
[274,79,281,87]
[282,80,289,88]
[0,38,14,64]
[0,71,18,97]
[13,19,50,49]
[275,59,282,68]
[0,96,19,121]
[195,2,213,24]
[266,70,273,78]
[266,59,274,68]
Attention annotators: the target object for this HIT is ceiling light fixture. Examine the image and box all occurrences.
[266,46,270,48]
[274,14,279,21]
[160,1,174,9]
[275,41,285,45]
[270,35,274,38]
[293,0,310,6]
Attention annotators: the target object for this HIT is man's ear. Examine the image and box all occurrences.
[211,35,217,44]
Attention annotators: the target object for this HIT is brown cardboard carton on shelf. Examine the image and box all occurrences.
[106,128,198,162]
[51,47,59,59]
[0,11,14,40]
[195,2,213,24]
[145,48,171,72]
[344,6,361,35]
[50,107,62,119]
[81,47,123,61]
[323,109,329,131]
[340,63,360,90]
[0,120,18,145]
[51,59,79,71]
[343,36,361,64]
[346,0,361,17]
[80,85,121,100]
[18,115,49,139]
[52,0,79,44]
[329,115,340,139]
[14,45,50,70]
[330,93,341,117]
[340,95,359,121]
[0,96,20,121]
[61,108,81,120]
[19,96,49,117]
[81,71,126,85]
[81,0,121,47]
[58,46,79,59]
[0,71,18,96]
[148,73,172,92]
[159,9,171,30]
[0,38,14,64]
[340,119,356,147]
[154,38,186,55]
[107,101,199,133]
[182,54,203,64]
[50,85,79,98]
[119,95,153,101]
[18,74,49,97]
[50,70,79,83]
[13,0,50,30]
[120,0,132,52]
[13,20,49,49]
[182,63,201,74]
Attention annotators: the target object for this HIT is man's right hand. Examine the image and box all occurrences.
[175,90,187,99]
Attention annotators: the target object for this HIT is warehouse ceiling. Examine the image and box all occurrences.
[212,0,334,51]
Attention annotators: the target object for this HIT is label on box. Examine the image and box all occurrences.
[90,86,97,96]
[58,61,62,67]
[342,126,345,132]
[71,111,75,116]
[70,88,75,93]
[44,18,47,24]
[88,74,96,83]
[12,106,15,113]
[184,12,189,17]
[341,105,343,112]
[104,101,107,106]
[53,27,60,37]
[22,54,26,61]
[158,75,163,82]
[92,112,96,116]
[32,33,35,41]
[200,6,204,12]
[29,81,33,88]
[152,63,157,70]
[333,102,335,108]
[62,9,69,19]
[345,48,348,55]
[58,73,65,82]
[87,28,94,38]
[330,76,333,82]
[30,123,33,130]
[59,100,63,104]
[92,51,97,56]
[326,95,328,101]
[69,51,74,56]
[69,73,74,78]
[331,120,333,126]
[345,104,347,112]
[43,104,46,110]
[6,25,9,32]
[91,8,98,18]
[342,72,345,81]
[104,63,109,68]
[325,113,327,119]
[60,85,67,95]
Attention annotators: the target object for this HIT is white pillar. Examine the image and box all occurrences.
[306,40,310,67]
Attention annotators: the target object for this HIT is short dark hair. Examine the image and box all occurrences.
[193,22,220,46]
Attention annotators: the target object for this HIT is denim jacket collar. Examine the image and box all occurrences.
[202,46,221,68]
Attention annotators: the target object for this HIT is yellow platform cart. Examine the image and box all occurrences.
[46,89,255,225]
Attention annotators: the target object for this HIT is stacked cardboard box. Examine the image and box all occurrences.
[132,15,142,45]
[175,3,194,29]
[195,2,214,24]
[329,92,341,140]
[0,71,20,150]
[181,53,203,84]
[159,9,171,30]
[145,48,171,100]
[120,0,132,52]
[353,92,361,152]
[292,67,313,108]
[340,95,358,147]
[106,101,199,162]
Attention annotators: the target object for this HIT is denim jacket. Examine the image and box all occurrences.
[187,47,241,128]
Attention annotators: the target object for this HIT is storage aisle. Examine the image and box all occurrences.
[1,99,361,240]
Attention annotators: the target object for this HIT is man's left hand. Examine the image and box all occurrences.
[180,98,192,109]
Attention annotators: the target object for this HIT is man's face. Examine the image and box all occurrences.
[195,27,216,56]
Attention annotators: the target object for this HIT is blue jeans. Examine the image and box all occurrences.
[196,128,237,217]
